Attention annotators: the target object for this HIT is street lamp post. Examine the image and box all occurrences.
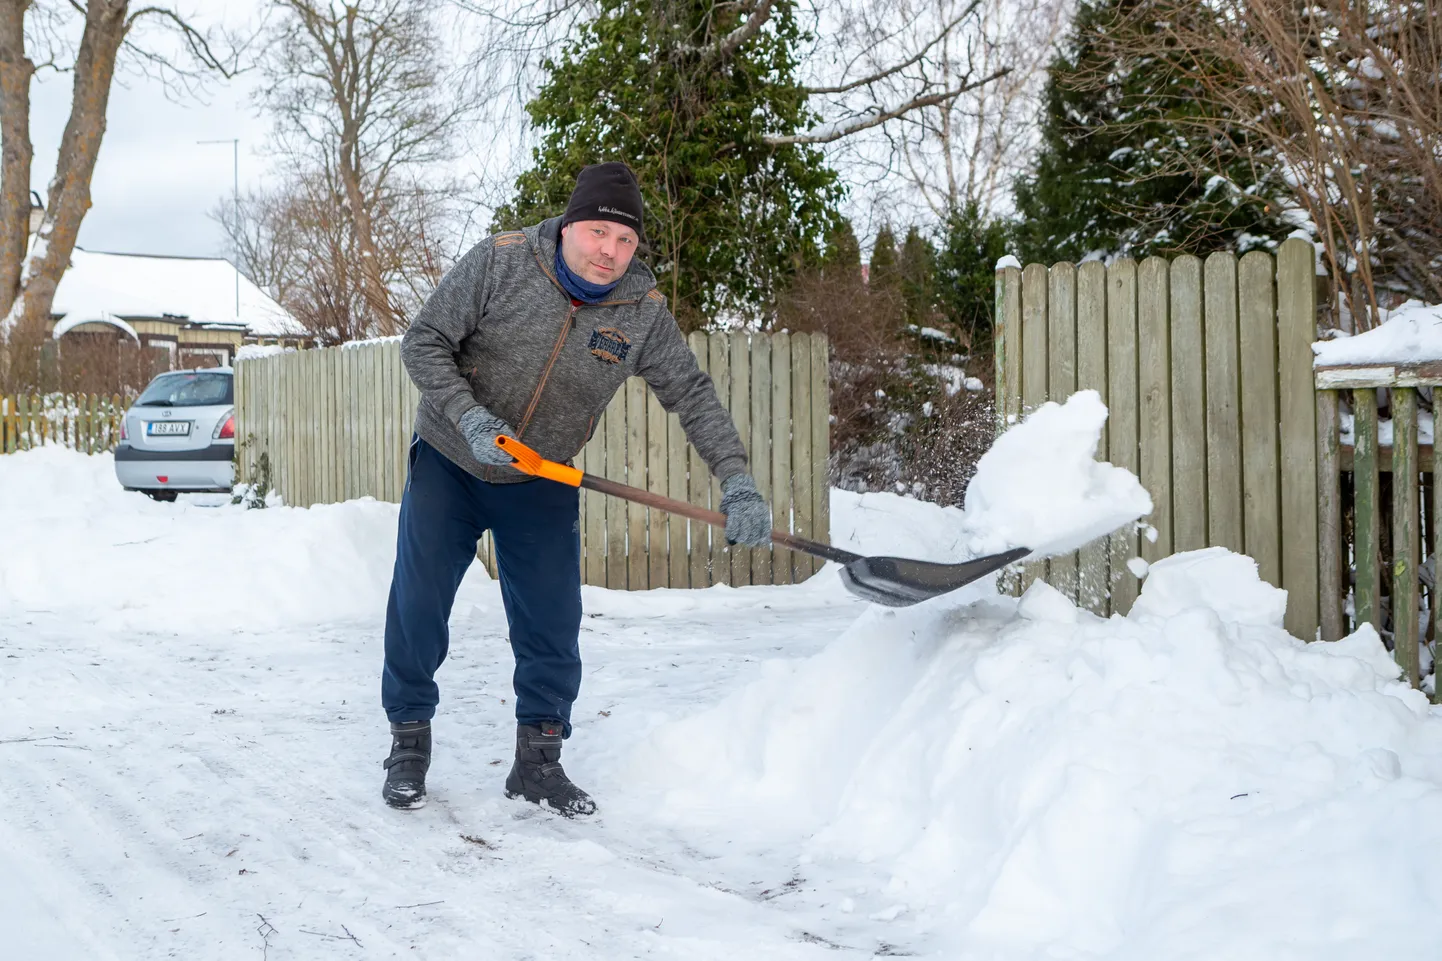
[198,138,240,320]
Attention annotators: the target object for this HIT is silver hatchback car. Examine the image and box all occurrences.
[114,368,236,501]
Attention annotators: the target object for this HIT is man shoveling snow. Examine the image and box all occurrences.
[384,161,772,815]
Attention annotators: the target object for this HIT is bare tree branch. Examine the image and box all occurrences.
[805,2,979,95]
[251,0,469,337]
[127,6,241,78]
[676,0,775,59]
[766,67,1010,145]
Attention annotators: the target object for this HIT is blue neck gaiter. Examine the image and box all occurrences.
[555,247,621,304]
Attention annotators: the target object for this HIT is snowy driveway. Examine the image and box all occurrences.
[4,589,872,959]
[5,438,1442,961]
[1,449,885,958]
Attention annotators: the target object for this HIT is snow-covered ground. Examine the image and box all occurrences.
[3,394,1442,960]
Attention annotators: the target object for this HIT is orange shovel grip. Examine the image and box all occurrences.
[494,435,583,487]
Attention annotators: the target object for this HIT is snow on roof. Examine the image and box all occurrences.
[1313,300,1442,367]
[52,311,139,343]
[51,247,301,337]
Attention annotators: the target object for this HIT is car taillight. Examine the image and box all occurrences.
[215,411,235,440]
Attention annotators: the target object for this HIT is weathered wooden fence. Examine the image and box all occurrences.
[995,238,1322,640]
[234,333,831,589]
[1314,361,1440,693]
[1,393,129,454]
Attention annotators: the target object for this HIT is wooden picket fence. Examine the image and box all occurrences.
[1314,361,1441,694]
[1,393,129,454]
[234,332,831,589]
[994,238,1323,640]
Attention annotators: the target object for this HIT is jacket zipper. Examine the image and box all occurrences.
[516,301,579,438]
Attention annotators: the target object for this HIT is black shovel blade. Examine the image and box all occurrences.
[839,546,1031,607]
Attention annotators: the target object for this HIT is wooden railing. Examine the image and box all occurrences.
[1,393,129,454]
[1315,361,1441,694]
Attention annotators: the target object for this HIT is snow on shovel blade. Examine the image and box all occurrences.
[839,546,1031,607]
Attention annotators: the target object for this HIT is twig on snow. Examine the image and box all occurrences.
[299,926,363,947]
[256,914,277,958]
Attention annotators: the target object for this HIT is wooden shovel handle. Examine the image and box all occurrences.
[494,435,860,565]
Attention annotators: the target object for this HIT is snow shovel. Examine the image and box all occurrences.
[494,435,1029,607]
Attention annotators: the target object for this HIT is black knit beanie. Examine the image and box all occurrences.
[561,162,646,244]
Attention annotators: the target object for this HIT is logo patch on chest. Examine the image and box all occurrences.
[588,327,631,364]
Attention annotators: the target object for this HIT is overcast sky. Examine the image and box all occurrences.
[31,57,272,261]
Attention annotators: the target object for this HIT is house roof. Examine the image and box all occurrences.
[50,247,301,337]
[52,312,140,343]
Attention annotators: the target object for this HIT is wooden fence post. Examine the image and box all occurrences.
[1048,263,1079,601]
[1353,389,1381,632]
[729,330,751,585]
[1392,387,1421,685]
[749,334,773,585]
[1169,255,1207,553]
[1138,257,1173,564]
[1106,260,1141,614]
[1019,264,1050,592]
[1277,238,1320,640]
[1076,261,1108,615]
[1204,251,1244,555]
[769,330,792,587]
[1316,388,1344,641]
[790,332,814,583]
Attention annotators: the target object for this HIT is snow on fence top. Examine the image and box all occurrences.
[1313,300,1442,367]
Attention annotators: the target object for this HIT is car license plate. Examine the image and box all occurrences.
[147,421,190,436]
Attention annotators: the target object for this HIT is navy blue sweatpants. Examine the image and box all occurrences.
[382,436,583,736]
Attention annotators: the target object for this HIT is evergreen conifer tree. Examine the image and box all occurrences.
[935,201,1010,345]
[494,0,844,329]
[1013,0,1290,265]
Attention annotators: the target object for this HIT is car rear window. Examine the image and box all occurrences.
[136,371,234,407]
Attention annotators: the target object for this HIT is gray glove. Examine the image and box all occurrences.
[719,473,772,547]
[457,405,517,467]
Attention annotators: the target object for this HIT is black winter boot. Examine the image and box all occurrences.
[504,721,596,817]
[382,720,431,809]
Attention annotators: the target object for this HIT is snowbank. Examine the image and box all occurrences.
[628,392,1441,957]
[1314,299,1442,366]
[0,447,404,632]
[635,549,1442,957]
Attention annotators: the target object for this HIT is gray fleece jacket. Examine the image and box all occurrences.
[400,217,748,484]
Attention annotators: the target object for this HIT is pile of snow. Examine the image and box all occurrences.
[828,390,1151,568]
[0,447,403,632]
[963,389,1152,559]
[625,391,1442,957]
[823,391,1149,568]
[635,553,1442,956]
[1314,299,1442,366]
